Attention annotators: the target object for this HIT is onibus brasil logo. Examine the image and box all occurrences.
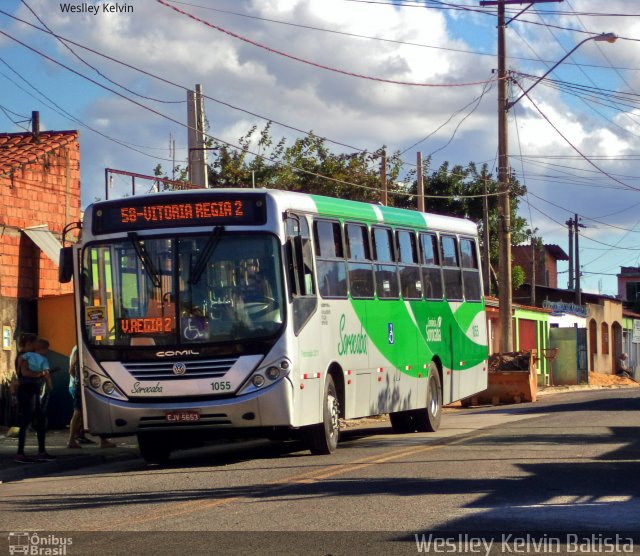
[7,532,72,555]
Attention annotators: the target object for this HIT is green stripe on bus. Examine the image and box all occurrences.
[310,195,378,222]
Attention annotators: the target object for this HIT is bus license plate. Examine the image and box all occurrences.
[165,411,200,422]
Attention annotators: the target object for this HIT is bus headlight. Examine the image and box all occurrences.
[102,381,116,395]
[266,366,281,381]
[89,374,101,389]
[252,375,265,388]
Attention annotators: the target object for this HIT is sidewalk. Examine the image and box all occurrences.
[0,427,140,484]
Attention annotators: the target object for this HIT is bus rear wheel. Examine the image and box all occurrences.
[137,433,172,464]
[305,375,340,455]
[413,364,442,432]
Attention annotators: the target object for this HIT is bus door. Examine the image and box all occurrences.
[285,214,321,425]
[441,235,464,403]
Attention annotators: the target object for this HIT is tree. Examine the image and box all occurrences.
[396,160,528,292]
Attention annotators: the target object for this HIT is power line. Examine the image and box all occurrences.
[514,83,640,194]
[159,1,640,73]
[1,26,506,200]
[155,0,498,88]
[399,80,494,155]
[0,103,30,131]
[0,57,175,162]
[20,0,184,105]
[0,9,376,156]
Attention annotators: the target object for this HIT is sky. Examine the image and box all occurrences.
[1,0,639,297]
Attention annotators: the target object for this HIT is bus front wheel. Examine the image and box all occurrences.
[138,433,172,464]
[305,375,340,455]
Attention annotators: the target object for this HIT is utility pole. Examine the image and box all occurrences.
[481,0,566,352]
[531,235,536,306]
[575,214,585,305]
[380,150,388,206]
[496,0,512,352]
[566,217,574,290]
[482,173,491,296]
[417,152,424,212]
[187,84,208,188]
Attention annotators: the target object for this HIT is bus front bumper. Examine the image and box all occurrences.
[83,378,294,436]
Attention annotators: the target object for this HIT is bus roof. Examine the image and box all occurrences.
[88,188,479,236]
[269,189,479,236]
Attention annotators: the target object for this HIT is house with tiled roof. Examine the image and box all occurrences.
[0,114,81,426]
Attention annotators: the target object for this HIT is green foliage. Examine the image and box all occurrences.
[398,159,528,289]
[512,265,526,290]
[203,122,404,202]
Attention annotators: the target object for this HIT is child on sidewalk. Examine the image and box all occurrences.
[14,334,55,463]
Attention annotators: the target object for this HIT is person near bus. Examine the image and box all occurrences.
[617,353,631,378]
[14,333,55,463]
[67,346,115,449]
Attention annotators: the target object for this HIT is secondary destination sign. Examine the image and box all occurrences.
[92,193,267,234]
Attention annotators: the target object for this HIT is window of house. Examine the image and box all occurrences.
[441,235,463,300]
[420,233,443,300]
[460,238,482,302]
[397,229,422,299]
[626,281,640,303]
[372,226,399,299]
[345,223,374,298]
[313,220,347,298]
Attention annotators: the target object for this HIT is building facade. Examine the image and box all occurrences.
[0,125,80,425]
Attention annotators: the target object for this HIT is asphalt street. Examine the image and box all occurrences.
[1,388,639,555]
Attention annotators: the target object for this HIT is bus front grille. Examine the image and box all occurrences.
[123,357,238,380]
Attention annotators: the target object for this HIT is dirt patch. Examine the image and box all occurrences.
[588,371,639,387]
[489,351,532,372]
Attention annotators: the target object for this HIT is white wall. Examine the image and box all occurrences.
[549,314,586,328]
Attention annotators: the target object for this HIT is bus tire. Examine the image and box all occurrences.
[390,411,414,433]
[137,433,172,464]
[305,375,340,455]
[414,363,442,432]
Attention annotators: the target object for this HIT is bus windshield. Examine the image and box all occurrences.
[81,233,284,347]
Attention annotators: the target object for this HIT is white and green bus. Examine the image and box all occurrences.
[60,189,488,463]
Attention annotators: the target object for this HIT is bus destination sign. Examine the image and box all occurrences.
[120,317,175,335]
[93,194,267,234]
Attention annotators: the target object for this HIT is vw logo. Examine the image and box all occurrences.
[172,362,187,376]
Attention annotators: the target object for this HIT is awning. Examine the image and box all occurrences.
[22,226,62,266]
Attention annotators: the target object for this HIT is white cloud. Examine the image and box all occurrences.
[3,0,639,292]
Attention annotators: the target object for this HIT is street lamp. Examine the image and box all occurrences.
[496,28,616,354]
[508,33,618,110]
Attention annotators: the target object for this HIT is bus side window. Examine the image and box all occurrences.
[287,215,318,335]
[345,223,374,298]
[313,219,347,299]
[372,226,399,299]
[420,233,443,300]
[396,229,421,299]
[441,235,463,301]
[460,238,482,301]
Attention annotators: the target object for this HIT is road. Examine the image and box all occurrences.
[1,388,639,555]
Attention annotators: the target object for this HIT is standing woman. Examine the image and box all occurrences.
[67,345,84,448]
[15,333,54,463]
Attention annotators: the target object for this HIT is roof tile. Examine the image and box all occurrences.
[0,130,79,175]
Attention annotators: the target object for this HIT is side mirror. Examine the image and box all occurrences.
[59,246,74,283]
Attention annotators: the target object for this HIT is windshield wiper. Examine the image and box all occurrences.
[189,226,224,285]
[128,232,161,288]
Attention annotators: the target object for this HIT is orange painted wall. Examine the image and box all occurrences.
[37,294,76,357]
